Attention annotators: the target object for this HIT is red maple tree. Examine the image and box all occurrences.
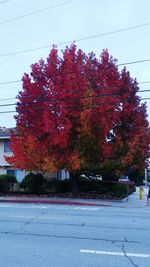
[6,44,150,183]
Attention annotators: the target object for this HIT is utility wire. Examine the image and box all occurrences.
[0,41,71,58]
[0,85,149,102]
[0,92,148,108]
[0,73,150,94]
[0,97,150,114]
[0,89,147,102]
[0,21,150,58]
[0,0,75,26]
[140,97,150,101]
[138,89,150,92]
[0,0,12,4]
[0,80,21,85]
[1,72,150,86]
[0,97,16,102]
[139,81,150,84]
[0,110,15,113]
[118,58,150,66]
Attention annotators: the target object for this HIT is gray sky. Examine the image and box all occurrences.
[0,0,150,127]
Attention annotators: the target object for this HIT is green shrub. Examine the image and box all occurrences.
[21,172,44,194]
[44,178,135,198]
[129,181,136,193]
[78,179,135,198]
[79,180,106,193]
[45,180,71,193]
[56,181,71,192]
[0,174,17,193]
[112,183,129,197]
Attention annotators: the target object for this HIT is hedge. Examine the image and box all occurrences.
[45,179,135,197]
[0,174,17,193]
[21,172,44,194]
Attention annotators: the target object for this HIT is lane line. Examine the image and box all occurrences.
[74,207,99,211]
[10,215,65,220]
[0,204,13,207]
[80,249,150,258]
[0,205,49,209]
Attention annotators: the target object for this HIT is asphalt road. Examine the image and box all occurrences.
[0,203,150,267]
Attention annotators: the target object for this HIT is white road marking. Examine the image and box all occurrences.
[0,204,13,207]
[80,249,150,258]
[10,215,65,220]
[0,204,49,209]
[74,207,99,211]
[14,205,48,209]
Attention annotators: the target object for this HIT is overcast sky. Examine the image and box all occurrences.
[0,0,150,127]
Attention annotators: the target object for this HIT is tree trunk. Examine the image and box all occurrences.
[70,172,79,193]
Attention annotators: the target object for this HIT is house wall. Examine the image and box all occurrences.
[7,168,26,182]
[43,171,57,180]
[0,168,7,175]
[0,166,26,182]
[58,169,70,180]
[0,139,12,166]
[0,138,26,182]
[37,170,70,181]
[0,136,70,182]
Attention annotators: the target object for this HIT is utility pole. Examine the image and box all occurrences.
[144,167,148,187]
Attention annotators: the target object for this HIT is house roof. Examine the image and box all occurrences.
[0,127,15,139]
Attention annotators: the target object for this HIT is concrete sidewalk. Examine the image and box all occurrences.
[0,186,149,208]
[111,186,149,208]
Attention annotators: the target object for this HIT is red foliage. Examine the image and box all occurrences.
[6,44,150,175]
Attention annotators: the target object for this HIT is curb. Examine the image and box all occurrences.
[0,199,111,207]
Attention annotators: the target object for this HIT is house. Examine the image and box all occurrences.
[0,127,69,182]
[0,127,26,182]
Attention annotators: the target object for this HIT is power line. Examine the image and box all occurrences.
[0,0,75,26]
[139,81,150,84]
[0,110,15,114]
[138,89,150,92]
[1,69,150,87]
[0,71,150,92]
[0,91,148,108]
[0,41,71,58]
[1,21,150,58]
[0,103,15,107]
[0,97,150,114]
[0,0,12,4]
[0,80,149,102]
[0,85,150,101]
[118,58,150,66]
[72,21,150,42]
[0,97,16,102]
[0,80,21,85]
[140,97,150,101]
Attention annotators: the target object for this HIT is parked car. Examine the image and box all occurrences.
[80,174,102,181]
[119,175,130,183]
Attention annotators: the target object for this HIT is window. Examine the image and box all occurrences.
[7,169,25,182]
[7,170,15,176]
[4,140,12,153]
